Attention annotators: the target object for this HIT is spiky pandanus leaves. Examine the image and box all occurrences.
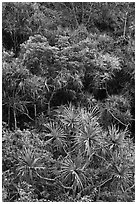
[73,106,103,157]
[103,125,130,154]
[16,147,45,183]
[57,103,80,133]
[107,151,134,194]
[58,155,91,195]
[16,146,56,186]
[99,125,135,195]
[77,105,100,125]
[43,121,68,155]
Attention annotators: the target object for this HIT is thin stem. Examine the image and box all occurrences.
[15,106,34,121]
[108,110,128,127]
[58,180,73,190]
[8,105,10,128]
[96,186,101,201]
[96,176,113,188]
[13,105,17,130]
[125,184,135,193]
[95,153,109,164]
[35,169,56,182]
[34,104,37,126]
[62,145,68,156]
[120,184,125,193]
[47,87,55,115]
[123,12,128,39]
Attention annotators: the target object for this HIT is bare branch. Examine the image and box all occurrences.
[108,110,128,127]
[123,12,128,39]
[35,169,56,182]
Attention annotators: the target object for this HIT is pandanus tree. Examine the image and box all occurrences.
[23,75,47,126]
[2,55,31,129]
[42,121,68,155]
[16,146,56,186]
[72,106,102,157]
[56,103,80,134]
[58,154,91,196]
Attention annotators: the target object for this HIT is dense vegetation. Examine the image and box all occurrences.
[2,2,135,202]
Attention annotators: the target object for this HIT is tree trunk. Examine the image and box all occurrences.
[123,12,128,38]
[13,105,17,130]
[34,104,37,126]
[8,106,10,128]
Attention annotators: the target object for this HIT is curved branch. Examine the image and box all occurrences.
[57,180,73,190]
[124,184,135,193]
[108,110,128,127]
[95,176,113,188]
[15,106,34,121]
[35,169,56,182]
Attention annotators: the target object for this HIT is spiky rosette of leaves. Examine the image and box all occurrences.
[43,121,67,152]
[107,151,134,193]
[58,155,91,194]
[16,146,45,183]
[73,106,103,156]
[105,125,128,153]
[99,125,134,165]
[57,103,80,132]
